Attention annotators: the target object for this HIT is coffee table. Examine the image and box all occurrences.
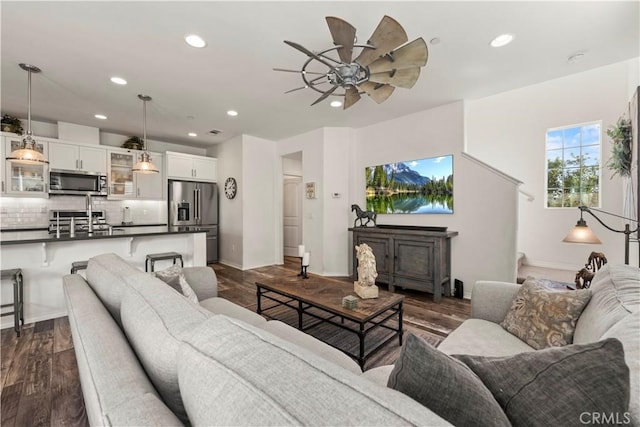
[255,275,404,369]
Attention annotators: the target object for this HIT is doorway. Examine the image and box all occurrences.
[282,152,303,257]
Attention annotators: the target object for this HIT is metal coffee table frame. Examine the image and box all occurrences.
[256,283,403,370]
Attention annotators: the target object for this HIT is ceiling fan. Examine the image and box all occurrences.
[275,15,428,109]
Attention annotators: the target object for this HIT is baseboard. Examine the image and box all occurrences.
[217,259,243,270]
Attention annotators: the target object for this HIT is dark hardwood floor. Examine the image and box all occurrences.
[0,258,470,426]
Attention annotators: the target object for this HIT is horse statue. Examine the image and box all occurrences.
[351,204,377,227]
[354,243,379,298]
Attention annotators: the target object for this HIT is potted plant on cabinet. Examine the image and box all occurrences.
[122,136,144,150]
[1,114,24,134]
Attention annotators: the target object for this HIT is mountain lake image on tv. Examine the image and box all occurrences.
[365,155,453,214]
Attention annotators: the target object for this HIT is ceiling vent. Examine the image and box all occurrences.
[208,129,223,135]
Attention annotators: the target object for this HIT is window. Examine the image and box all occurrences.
[546,122,601,208]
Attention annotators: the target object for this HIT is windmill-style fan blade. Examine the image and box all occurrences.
[367,38,428,74]
[285,86,307,94]
[355,16,408,66]
[369,68,421,89]
[273,68,326,75]
[358,82,395,104]
[326,16,356,63]
[284,41,335,69]
[344,86,361,109]
[311,85,339,106]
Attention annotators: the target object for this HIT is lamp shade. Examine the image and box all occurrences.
[132,151,159,173]
[562,223,602,244]
[6,138,48,165]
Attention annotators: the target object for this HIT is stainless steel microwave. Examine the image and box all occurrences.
[49,169,107,196]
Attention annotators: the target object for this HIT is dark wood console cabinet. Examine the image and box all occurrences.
[349,225,458,302]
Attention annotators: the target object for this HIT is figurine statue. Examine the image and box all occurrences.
[351,204,377,227]
[354,243,379,299]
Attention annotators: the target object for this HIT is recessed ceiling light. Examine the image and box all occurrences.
[188,132,197,137]
[94,114,107,120]
[330,100,342,108]
[567,52,586,64]
[185,34,206,48]
[490,34,514,48]
[227,110,238,117]
[110,77,127,85]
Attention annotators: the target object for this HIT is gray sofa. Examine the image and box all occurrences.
[364,263,640,424]
[64,254,639,425]
[63,253,449,426]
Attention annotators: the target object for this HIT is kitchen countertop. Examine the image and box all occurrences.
[0,225,209,245]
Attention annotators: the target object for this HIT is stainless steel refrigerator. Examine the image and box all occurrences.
[168,180,218,263]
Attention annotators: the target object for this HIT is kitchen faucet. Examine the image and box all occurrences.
[86,194,93,234]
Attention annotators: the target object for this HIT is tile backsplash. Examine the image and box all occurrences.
[0,196,167,228]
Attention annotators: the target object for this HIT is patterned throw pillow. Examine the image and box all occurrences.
[500,277,591,349]
[153,265,199,304]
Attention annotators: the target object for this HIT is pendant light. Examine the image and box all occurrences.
[132,94,159,174]
[6,63,49,165]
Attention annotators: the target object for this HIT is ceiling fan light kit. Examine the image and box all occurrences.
[276,15,428,109]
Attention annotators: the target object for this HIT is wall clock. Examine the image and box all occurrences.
[224,177,237,199]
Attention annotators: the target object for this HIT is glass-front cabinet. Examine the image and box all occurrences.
[107,150,135,199]
[3,136,49,196]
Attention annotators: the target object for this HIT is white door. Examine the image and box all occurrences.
[136,152,164,199]
[78,146,107,174]
[49,142,78,171]
[283,177,302,257]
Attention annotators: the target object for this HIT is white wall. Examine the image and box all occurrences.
[322,128,353,275]
[351,102,520,296]
[215,135,243,268]
[466,59,640,268]
[242,135,277,269]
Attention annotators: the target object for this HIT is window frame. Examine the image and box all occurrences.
[544,120,602,209]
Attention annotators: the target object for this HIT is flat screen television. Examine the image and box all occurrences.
[365,155,453,214]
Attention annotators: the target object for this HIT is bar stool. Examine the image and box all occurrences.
[71,260,89,274]
[146,252,184,272]
[1,269,24,337]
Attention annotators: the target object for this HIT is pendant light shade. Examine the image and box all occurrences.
[6,63,49,165]
[132,94,159,174]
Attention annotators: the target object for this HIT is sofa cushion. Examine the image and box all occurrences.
[387,334,511,427]
[602,311,640,424]
[455,338,630,427]
[500,278,591,349]
[177,315,449,426]
[438,318,535,357]
[261,320,361,374]
[574,264,640,344]
[199,297,267,327]
[120,272,212,423]
[85,253,143,326]
[153,265,199,304]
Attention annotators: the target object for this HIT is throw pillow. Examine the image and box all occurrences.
[153,265,199,304]
[500,277,591,349]
[454,338,630,427]
[387,334,511,427]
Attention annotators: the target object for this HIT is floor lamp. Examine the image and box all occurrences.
[563,206,640,265]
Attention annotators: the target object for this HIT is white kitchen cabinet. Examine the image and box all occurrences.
[3,136,49,197]
[135,152,164,199]
[107,148,164,200]
[49,141,106,174]
[166,151,217,182]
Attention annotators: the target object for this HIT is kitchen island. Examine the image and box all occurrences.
[0,226,208,328]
